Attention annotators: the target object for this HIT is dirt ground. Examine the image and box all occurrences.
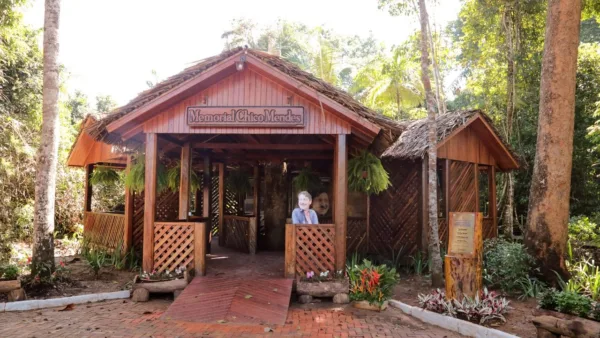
[393,274,539,338]
[0,255,137,302]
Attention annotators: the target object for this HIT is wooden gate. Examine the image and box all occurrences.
[285,223,336,278]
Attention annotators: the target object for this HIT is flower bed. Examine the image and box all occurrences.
[348,259,398,310]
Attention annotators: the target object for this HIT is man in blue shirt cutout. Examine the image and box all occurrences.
[292,191,319,224]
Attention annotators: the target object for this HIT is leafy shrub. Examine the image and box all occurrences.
[418,288,511,325]
[516,277,546,300]
[0,264,19,280]
[26,260,71,286]
[483,238,534,293]
[560,257,600,299]
[569,216,600,246]
[539,288,592,317]
[83,248,107,278]
[592,303,600,321]
[348,259,398,305]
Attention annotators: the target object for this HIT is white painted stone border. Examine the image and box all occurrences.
[389,299,519,338]
[0,290,131,312]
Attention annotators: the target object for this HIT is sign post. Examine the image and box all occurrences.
[444,212,483,301]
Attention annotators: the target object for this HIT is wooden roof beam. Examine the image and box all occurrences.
[191,143,333,150]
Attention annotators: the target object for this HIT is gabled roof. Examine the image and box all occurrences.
[67,115,127,167]
[382,110,520,170]
[85,47,405,145]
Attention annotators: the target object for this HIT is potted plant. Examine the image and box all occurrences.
[123,154,168,193]
[166,160,200,192]
[132,266,192,301]
[347,150,390,194]
[348,259,398,311]
[296,270,350,303]
[292,167,322,193]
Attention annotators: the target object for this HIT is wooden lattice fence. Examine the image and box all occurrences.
[449,160,476,213]
[347,217,368,254]
[293,224,335,277]
[131,190,181,254]
[223,215,257,253]
[369,159,421,258]
[83,212,125,251]
[483,218,496,239]
[153,222,196,273]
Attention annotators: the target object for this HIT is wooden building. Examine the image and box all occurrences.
[67,48,518,278]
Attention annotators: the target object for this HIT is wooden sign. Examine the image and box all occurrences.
[445,212,483,301]
[186,106,305,128]
[448,212,476,255]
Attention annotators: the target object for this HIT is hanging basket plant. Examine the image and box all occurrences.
[226,168,252,196]
[348,150,390,195]
[89,167,123,186]
[123,154,168,193]
[166,161,200,192]
[292,167,322,193]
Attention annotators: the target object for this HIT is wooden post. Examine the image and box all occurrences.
[474,163,479,213]
[490,166,497,237]
[218,163,225,246]
[334,135,347,273]
[195,222,207,276]
[249,217,257,255]
[203,154,212,252]
[143,133,158,273]
[420,155,429,253]
[444,212,483,301]
[179,143,191,220]
[123,156,134,254]
[253,165,260,217]
[284,224,296,278]
[84,164,93,212]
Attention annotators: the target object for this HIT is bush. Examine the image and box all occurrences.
[0,264,19,280]
[418,288,511,325]
[348,259,398,306]
[83,248,107,278]
[569,216,600,246]
[539,288,593,318]
[483,238,534,293]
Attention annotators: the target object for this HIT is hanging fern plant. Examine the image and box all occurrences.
[348,150,390,195]
[123,154,168,193]
[166,161,201,192]
[89,167,123,186]
[226,168,252,196]
[292,167,322,193]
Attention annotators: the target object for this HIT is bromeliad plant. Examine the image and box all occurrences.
[418,288,511,325]
[348,259,398,306]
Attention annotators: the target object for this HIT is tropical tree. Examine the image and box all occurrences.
[32,0,61,276]
[378,0,443,288]
[352,45,424,119]
[525,0,582,283]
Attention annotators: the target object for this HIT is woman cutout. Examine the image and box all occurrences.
[292,191,319,224]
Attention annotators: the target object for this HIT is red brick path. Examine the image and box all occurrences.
[0,298,463,337]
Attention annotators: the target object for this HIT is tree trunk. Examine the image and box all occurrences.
[418,0,443,288]
[502,4,517,238]
[426,20,445,114]
[32,0,61,277]
[263,163,287,250]
[525,0,581,284]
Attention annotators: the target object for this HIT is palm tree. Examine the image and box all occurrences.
[352,46,423,120]
[32,0,61,277]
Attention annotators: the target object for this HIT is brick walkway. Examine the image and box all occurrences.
[0,298,462,338]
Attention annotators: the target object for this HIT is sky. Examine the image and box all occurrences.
[21,0,462,106]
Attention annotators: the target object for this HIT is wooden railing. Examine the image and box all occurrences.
[285,223,336,279]
[223,215,257,254]
[153,222,206,276]
[83,211,125,251]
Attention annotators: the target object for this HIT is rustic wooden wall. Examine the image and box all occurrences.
[368,159,421,258]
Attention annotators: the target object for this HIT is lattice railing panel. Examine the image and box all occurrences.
[83,212,125,252]
[153,223,195,273]
[449,160,476,213]
[483,218,496,240]
[224,216,250,253]
[156,191,179,221]
[369,159,421,258]
[347,217,368,254]
[295,224,335,276]
[438,218,449,247]
[211,175,220,234]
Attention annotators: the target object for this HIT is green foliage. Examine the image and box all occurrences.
[291,167,322,194]
[89,167,122,186]
[347,151,390,195]
[166,161,200,192]
[560,257,600,300]
[410,251,428,276]
[516,277,546,300]
[483,239,534,293]
[555,291,593,317]
[418,288,511,325]
[0,264,19,280]
[123,154,168,193]
[226,168,252,196]
[83,248,107,278]
[348,259,398,305]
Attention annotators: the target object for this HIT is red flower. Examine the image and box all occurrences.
[27,257,31,264]
[59,261,65,267]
